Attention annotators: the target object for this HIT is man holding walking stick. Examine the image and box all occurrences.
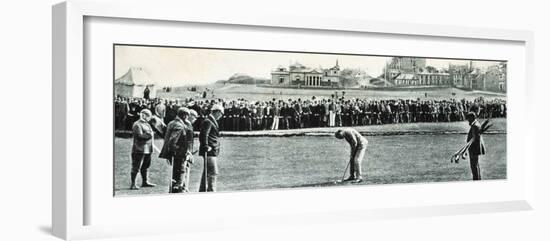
[199,104,224,192]
[335,128,368,183]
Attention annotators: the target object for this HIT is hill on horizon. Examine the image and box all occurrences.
[226,73,270,85]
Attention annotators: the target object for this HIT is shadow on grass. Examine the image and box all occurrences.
[286,180,364,188]
[114,187,133,191]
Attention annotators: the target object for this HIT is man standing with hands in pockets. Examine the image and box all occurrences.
[199,104,224,192]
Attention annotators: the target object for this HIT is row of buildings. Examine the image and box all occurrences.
[270,57,507,92]
[270,60,342,87]
[384,57,506,92]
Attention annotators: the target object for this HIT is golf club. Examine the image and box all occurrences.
[168,158,173,193]
[340,159,351,182]
[203,151,208,191]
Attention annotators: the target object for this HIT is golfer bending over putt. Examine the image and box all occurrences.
[335,129,368,183]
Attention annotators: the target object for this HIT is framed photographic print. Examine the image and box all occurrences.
[53,0,535,240]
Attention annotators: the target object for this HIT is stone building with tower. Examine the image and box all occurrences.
[384,57,506,92]
[385,57,452,86]
[271,60,341,87]
[448,62,474,89]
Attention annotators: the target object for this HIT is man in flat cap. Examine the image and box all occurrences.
[179,109,198,192]
[199,104,224,192]
[130,109,156,190]
[335,128,368,183]
[160,107,197,193]
[466,112,486,180]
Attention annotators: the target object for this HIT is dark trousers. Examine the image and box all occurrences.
[245,117,252,131]
[131,152,152,183]
[199,156,219,192]
[232,117,239,131]
[469,154,481,180]
[224,117,231,131]
[255,117,263,130]
[282,116,290,129]
[115,115,126,130]
[322,115,328,127]
[219,117,225,130]
[264,117,272,130]
[171,156,186,192]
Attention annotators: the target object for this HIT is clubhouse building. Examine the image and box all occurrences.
[271,60,341,87]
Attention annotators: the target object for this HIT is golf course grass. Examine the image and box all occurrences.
[114,120,506,196]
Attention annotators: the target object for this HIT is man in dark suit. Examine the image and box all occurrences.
[241,103,252,131]
[281,102,291,129]
[199,104,224,192]
[159,107,196,193]
[466,112,486,180]
[130,109,156,190]
[312,101,321,127]
[302,101,311,128]
[143,86,150,100]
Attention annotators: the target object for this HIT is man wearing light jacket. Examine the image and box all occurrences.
[335,128,368,183]
[130,109,156,190]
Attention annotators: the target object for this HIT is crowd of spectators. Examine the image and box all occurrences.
[115,95,506,132]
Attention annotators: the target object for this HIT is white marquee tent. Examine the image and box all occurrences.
[115,67,156,98]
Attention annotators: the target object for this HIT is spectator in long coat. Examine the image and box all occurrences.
[466,112,486,180]
[130,109,156,190]
[143,86,150,100]
[199,104,224,192]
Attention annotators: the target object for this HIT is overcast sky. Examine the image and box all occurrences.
[115,45,503,86]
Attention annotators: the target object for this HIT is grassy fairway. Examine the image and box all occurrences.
[114,121,506,196]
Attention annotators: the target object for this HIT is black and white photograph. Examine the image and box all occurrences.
[113,44,507,196]
[5,0,550,240]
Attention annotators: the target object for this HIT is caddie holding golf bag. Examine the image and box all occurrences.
[335,128,368,183]
[199,104,224,192]
[465,112,486,180]
[159,107,197,193]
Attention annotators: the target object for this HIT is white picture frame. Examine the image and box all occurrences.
[52,0,536,240]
